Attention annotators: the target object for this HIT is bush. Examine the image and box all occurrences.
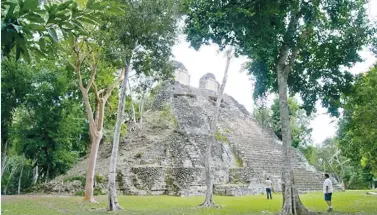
[93,187,104,196]
[95,174,105,184]
[74,190,84,196]
[64,175,85,187]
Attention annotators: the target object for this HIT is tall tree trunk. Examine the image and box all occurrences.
[72,42,123,203]
[32,165,39,184]
[128,82,137,123]
[200,48,233,207]
[84,125,103,202]
[1,140,8,176]
[277,69,315,215]
[18,164,24,194]
[139,93,144,125]
[45,163,50,183]
[5,166,18,195]
[108,56,133,211]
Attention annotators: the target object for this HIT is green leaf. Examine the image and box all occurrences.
[89,2,105,10]
[47,28,58,42]
[77,17,97,25]
[39,38,46,51]
[5,2,16,20]
[57,0,73,11]
[22,48,31,62]
[62,22,75,29]
[27,24,46,31]
[22,0,38,11]
[25,13,45,23]
[106,7,125,16]
[86,0,95,9]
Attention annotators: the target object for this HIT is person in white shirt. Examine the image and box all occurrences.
[265,178,273,200]
[323,173,334,212]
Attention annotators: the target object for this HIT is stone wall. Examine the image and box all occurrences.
[174,69,190,86]
[199,73,219,92]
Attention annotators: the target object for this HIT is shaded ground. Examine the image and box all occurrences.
[2,191,377,215]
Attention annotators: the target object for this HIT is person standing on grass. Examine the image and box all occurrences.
[324,173,334,212]
[265,177,273,200]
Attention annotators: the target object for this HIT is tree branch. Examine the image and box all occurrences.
[86,52,98,92]
[103,68,125,102]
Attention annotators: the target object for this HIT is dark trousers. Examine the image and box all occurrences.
[266,188,272,199]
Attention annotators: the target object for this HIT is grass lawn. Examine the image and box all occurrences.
[2,191,377,215]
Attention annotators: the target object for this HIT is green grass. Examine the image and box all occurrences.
[2,191,377,215]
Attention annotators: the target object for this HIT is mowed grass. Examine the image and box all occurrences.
[2,191,377,215]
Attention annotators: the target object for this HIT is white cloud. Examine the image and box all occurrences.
[172,1,377,145]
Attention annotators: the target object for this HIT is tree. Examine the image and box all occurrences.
[183,0,373,214]
[1,0,101,61]
[1,58,33,175]
[338,65,377,177]
[105,0,180,210]
[6,60,88,183]
[200,48,233,207]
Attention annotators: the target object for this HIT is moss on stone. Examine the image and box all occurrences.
[215,131,229,143]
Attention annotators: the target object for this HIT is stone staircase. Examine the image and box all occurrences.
[221,119,324,192]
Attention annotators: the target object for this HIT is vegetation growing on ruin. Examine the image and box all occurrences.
[215,130,243,167]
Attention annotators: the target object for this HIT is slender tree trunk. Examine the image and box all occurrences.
[18,164,24,194]
[45,163,50,183]
[33,165,39,184]
[200,48,233,207]
[84,129,103,202]
[72,42,122,203]
[277,68,315,215]
[108,56,133,211]
[5,167,18,195]
[128,82,137,123]
[139,93,144,125]
[1,140,8,176]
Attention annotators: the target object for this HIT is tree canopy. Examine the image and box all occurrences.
[184,0,374,116]
[338,64,377,176]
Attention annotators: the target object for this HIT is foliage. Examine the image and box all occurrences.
[253,97,313,148]
[337,65,377,177]
[215,131,228,143]
[1,0,120,61]
[301,138,372,189]
[1,57,33,155]
[183,0,374,117]
[1,58,88,194]
[3,192,377,214]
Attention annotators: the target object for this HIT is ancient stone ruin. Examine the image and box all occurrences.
[48,62,333,196]
[172,60,190,86]
[199,73,219,92]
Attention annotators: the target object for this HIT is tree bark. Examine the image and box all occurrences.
[71,43,125,202]
[200,48,233,207]
[1,140,8,176]
[139,93,144,125]
[18,164,24,194]
[32,165,39,184]
[128,82,137,123]
[45,163,50,183]
[83,115,104,202]
[5,166,18,195]
[277,67,315,215]
[108,56,133,211]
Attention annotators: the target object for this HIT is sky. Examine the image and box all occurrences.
[171,1,377,145]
